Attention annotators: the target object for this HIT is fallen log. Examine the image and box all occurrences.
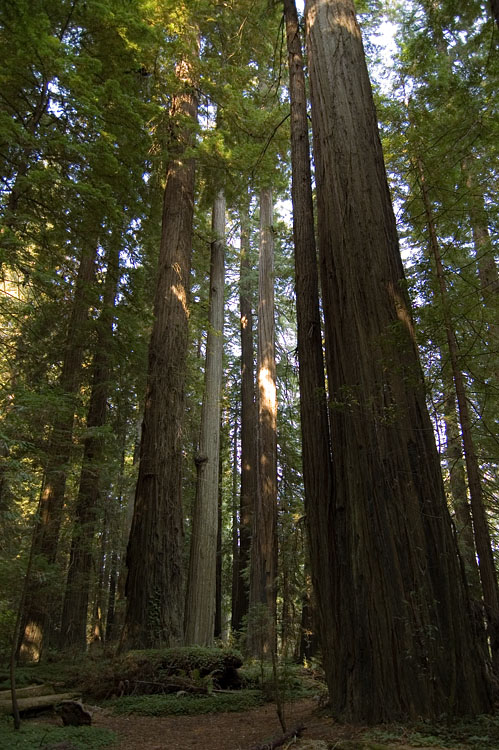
[0,692,79,716]
[0,683,53,701]
[246,723,305,750]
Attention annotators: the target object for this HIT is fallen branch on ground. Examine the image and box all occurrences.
[246,723,305,750]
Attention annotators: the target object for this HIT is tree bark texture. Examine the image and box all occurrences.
[121,51,199,649]
[443,384,481,595]
[184,189,225,645]
[416,155,499,675]
[19,239,98,660]
[59,235,121,651]
[305,0,492,721]
[232,198,257,633]
[283,0,335,666]
[248,186,278,658]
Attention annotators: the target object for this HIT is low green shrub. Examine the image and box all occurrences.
[0,717,115,750]
[240,661,317,700]
[108,689,264,716]
[366,713,499,749]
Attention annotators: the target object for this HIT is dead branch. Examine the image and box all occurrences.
[246,723,305,750]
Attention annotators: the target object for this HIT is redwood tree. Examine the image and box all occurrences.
[304,0,492,721]
[184,188,226,645]
[283,0,334,667]
[231,196,257,634]
[248,186,278,657]
[120,43,199,649]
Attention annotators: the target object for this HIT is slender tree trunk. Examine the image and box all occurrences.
[443,384,480,593]
[232,198,257,633]
[248,186,278,658]
[105,550,118,642]
[18,239,98,660]
[416,155,499,675]
[231,407,240,631]
[215,446,223,639]
[464,159,499,369]
[184,189,226,645]
[283,0,334,672]
[59,237,120,651]
[120,45,199,649]
[304,0,492,721]
[490,0,499,29]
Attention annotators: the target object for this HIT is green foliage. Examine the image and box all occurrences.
[108,689,264,716]
[366,713,499,749]
[239,660,315,701]
[124,645,243,674]
[0,608,15,663]
[0,717,115,750]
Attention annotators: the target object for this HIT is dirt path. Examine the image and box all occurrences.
[92,698,365,750]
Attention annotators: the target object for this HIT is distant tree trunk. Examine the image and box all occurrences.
[490,0,499,29]
[415,154,499,676]
[283,0,334,669]
[105,550,118,642]
[90,520,108,644]
[184,189,226,645]
[232,198,257,634]
[305,0,492,721]
[442,384,480,594]
[59,236,120,651]
[215,446,223,639]
[248,186,278,658]
[121,45,199,650]
[298,584,319,663]
[18,239,98,660]
[464,159,499,367]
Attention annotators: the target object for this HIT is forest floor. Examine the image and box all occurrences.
[42,697,451,750]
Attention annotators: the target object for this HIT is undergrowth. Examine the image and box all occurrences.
[0,717,115,749]
[365,713,499,749]
[108,689,265,716]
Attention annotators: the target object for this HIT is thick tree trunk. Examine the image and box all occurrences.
[283,0,334,669]
[18,240,98,660]
[59,236,120,651]
[305,0,492,721]
[416,155,499,675]
[232,198,257,633]
[248,186,278,658]
[121,50,199,649]
[184,189,225,645]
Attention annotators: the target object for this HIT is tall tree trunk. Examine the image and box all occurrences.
[215,445,223,639]
[232,198,257,633]
[464,159,499,371]
[105,550,118,643]
[415,154,499,675]
[283,0,334,671]
[490,0,499,29]
[304,0,492,721]
[184,189,226,645]
[121,46,199,649]
[443,384,480,594]
[18,239,98,660]
[248,186,278,658]
[59,236,120,651]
